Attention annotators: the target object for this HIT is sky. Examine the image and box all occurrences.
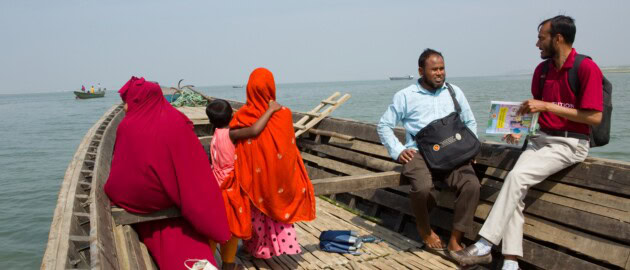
[1,0,629,94]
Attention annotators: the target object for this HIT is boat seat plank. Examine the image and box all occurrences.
[352,174,630,267]
[177,106,210,125]
[111,172,405,225]
[299,141,400,173]
[325,137,390,159]
[485,167,630,212]
[346,184,610,270]
[475,144,630,196]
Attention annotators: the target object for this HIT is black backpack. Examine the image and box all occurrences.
[539,54,613,147]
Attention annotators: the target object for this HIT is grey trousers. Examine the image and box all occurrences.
[402,153,480,236]
[478,134,589,256]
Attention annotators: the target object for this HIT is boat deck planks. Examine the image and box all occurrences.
[176,106,210,125]
[225,198,460,270]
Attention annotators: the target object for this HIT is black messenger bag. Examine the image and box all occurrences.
[413,83,480,171]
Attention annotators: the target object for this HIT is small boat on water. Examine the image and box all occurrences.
[74,91,105,99]
[43,88,630,269]
[232,85,244,88]
[389,75,414,80]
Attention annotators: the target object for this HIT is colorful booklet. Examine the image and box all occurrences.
[486,101,539,135]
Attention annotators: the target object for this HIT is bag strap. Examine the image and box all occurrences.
[538,60,550,99]
[568,54,589,97]
[445,83,462,113]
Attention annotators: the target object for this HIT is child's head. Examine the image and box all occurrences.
[206,99,233,129]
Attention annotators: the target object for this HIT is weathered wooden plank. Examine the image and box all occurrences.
[91,110,123,270]
[113,225,131,270]
[292,113,406,145]
[317,199,421,252]
[112,171,405,225]
[306,128,355,141]
[436,189,630,267]
[112,207,180,226]
[384,174,630,244]
[475,143,630,196]
[42,104,123,270]
[301,152,372,176]
[350,188,611,270]
[312,172,404,196]
[326,137,390,159]
[485,167,630,212]
[479,177,630,244]
[123,225,148,270]
[299,141,401,173]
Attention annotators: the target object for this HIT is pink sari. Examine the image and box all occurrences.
[104,77,230,269]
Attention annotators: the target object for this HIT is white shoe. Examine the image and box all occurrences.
[185,259,218,270]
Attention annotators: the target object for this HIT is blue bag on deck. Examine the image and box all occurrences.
[319,230,383,255]
[319,230,363,255]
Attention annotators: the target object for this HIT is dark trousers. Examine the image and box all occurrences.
[402,153,480,235]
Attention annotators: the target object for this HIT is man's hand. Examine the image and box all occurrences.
[518,99,549,115]
[397,149,417,164]
[502,134,522,145]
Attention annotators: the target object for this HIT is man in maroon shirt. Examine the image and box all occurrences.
[451,15,603,270]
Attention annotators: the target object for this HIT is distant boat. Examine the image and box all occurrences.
[74,91,105,99]
[389,75,414,80]
[232,85,244,88]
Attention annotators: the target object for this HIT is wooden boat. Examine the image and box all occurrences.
[42,90,630,269]
[74,91,105,99]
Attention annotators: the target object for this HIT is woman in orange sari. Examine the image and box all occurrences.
[221,67,316,258]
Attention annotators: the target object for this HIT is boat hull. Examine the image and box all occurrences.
[44,89,630,270]
[74,91,105,99]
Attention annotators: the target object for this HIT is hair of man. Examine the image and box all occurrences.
[538,15,576,44]
[418,48,444,68]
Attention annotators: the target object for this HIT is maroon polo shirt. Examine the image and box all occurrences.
[531,49,603,135]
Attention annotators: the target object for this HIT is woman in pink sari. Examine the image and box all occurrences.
[104,77,230,269]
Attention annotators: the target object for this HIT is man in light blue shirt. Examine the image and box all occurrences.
[377,49,480,258]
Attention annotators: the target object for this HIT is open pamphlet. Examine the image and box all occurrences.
[486,101,539,135]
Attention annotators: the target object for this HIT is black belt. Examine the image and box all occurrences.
[540,129,589,140]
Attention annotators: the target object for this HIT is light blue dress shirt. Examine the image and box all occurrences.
[377,81,478,161]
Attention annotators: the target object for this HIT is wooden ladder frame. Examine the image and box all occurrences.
[294,92,351,138]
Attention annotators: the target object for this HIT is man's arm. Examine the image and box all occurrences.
[520,58,604,126]
[518,99,602,125]
[377,93,409,162]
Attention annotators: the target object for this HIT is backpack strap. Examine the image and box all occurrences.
[568,54,590,97]
[538,60,551,99]
[445,83,462,113]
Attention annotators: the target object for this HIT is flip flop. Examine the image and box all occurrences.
[422,237,447,252]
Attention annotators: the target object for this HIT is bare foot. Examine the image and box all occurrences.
[421,230,445,250]
[448,241,463,252]
[448,230,464,252]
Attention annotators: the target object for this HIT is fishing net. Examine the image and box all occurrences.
[170,88,208,107]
